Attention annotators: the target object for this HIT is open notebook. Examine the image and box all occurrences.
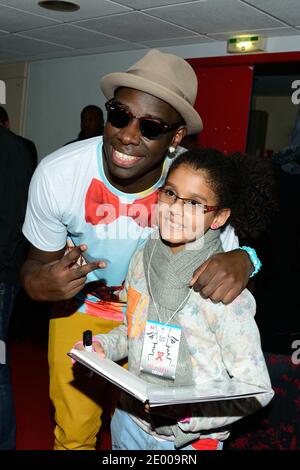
[68,349,271,407]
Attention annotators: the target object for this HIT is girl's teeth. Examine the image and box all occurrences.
[169,221,183,230]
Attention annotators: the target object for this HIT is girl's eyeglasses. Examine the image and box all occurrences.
[158,187,219,214]
[105,99,184,140]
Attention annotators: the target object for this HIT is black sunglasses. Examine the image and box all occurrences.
[105,99,184,140]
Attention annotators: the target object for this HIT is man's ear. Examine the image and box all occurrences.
[211,208,231,230]
[171,126,187,148]
[4,119,10,129]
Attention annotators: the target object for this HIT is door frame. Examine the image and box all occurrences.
[187,51,300,68]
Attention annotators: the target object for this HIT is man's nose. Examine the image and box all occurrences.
[118,118,141,146]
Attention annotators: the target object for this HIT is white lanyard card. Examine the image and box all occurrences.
[140,320,182,380]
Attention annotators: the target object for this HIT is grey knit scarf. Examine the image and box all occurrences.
[142,228,222,387]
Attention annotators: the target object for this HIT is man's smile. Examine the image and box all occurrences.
[111,148,142,168]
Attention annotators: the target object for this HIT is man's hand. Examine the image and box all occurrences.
[190,249,253,304]
[22,244,106,302]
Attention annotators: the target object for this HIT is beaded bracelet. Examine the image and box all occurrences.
[239,246,262,278]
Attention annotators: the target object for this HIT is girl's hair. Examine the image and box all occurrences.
[167,147,277,239]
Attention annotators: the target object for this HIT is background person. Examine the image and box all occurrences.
[64,105,104,145]
[0,106,38,168]
[0,125,35,449]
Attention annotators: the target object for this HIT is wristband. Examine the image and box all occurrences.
[178,405,192,424]
[179,416,191,424]
[239,246,262,278]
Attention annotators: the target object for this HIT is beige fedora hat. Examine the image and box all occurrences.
[100,49,203,135]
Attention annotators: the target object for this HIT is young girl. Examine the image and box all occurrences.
[77,148,275,450]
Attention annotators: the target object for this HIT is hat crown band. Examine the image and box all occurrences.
[127,68,194,105]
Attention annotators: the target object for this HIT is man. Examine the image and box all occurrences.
[21,50,256,450]
[0,106,38,168]
[65,105,104,145]
[0,125,35,449]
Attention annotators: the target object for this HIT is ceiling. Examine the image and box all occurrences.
[0,0,300,63]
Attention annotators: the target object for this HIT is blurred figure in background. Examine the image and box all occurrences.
[0,106,38,168]
[0,124,35,449]
[65,105,104,145]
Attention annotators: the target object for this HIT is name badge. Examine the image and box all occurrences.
[140,320,181,380]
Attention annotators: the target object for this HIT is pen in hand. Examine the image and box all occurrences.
[83,330,94,378]
[83,329,93,352]
[78,330,106,358]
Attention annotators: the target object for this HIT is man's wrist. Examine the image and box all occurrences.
[239,246,262,278]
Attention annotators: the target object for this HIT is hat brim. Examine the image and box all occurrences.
[100,72,203,135]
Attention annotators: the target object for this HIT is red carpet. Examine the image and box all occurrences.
[11,338,54,450]
[11,337,111,450]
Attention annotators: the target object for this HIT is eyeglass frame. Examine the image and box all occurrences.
[105,99,185,140]
[157,187,220,213]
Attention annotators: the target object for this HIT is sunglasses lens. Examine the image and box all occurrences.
[107,106,131,129]
[105,101,168,140]
[140,119,164,140]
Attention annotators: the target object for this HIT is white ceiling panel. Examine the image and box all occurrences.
[10,48,89,63]
[0,4,60,32]
[209,26,300,41]
[0,49,24,61]
[0,0,298,62]
[139,35,215,48]
[81,43,147,54]
[77,11,198,42]
[146,0,286,34]
[20,24,129,49]
[0,34,72,55]
[243,0,300,27]
[0,0,131,21]
[114,0,199,8]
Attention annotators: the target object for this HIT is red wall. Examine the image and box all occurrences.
[188,52,300,154]
[194,65,253,153]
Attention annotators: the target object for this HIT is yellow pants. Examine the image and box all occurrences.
[48,310,121,450]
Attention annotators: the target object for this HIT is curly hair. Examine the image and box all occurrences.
[167,147,277,239]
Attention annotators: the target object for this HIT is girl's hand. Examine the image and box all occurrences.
[91,341,106,358]
[74,340,106,358]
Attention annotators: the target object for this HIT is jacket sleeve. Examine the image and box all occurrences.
[0,132,35,275]
[177,290,274,434]
[94,251,138,362]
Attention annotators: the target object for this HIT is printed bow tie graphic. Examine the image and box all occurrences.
[85,179,158,228]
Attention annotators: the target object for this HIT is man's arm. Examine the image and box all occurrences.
[21,244,106,302]
[190,249,253,304]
